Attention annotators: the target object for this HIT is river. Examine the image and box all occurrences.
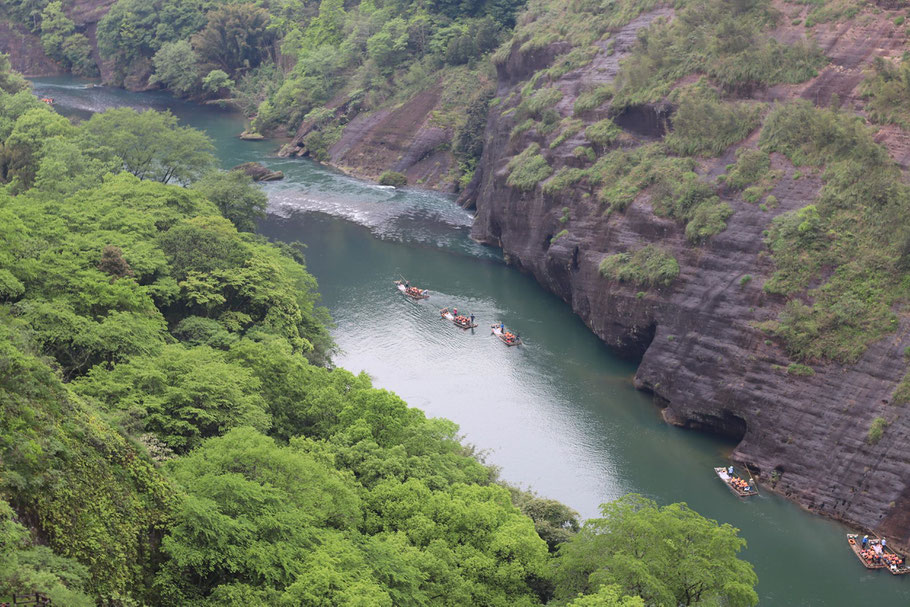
[30,76,910,605]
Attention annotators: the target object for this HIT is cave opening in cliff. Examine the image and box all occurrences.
[685,410,748,442]
[613,104,669,138]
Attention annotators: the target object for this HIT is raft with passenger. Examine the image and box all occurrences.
[394,280,429,300]
[846,534,910,574]
[491,324,521,346]
[440,308,477,329]
[847,534,889,570]
[714,467,757,497]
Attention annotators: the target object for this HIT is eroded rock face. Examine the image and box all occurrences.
[466,8,910,545]
[283,88,457,191]
[0,0,116,78]
[0,21,61,76]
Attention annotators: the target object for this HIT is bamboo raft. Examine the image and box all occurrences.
[440,308,477,329]
[491,324,521,346]
[846,535,888,570]
[394,280,429,300]
[848,534,910,574]
[713,467,757,497]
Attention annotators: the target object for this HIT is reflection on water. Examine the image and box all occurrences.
[30,76,910,606]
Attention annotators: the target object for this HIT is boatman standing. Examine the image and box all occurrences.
[728,465,734,476]
[470,314,475,325]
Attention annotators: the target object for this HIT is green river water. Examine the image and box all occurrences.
[30,77,910,605]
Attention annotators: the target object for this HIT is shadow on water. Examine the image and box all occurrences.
[31,76,910,606]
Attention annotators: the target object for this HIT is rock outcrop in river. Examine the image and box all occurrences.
[462,3,910,546]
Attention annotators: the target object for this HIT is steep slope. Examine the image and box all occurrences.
[464,0,910,545]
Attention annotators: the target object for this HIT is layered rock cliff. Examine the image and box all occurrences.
[463,2,910,545]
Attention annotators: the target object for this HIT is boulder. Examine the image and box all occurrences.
[232,162,284,182]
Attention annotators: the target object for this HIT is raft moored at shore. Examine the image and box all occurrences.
[394,280,429,300]
[846,534,910,574]
[440,308,477,329]
[491,324,521,346]
[714,467,757,497]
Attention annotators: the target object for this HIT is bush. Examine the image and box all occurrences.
[786,363,815,376]
[517,86,563,120]
[893,372,910,404]
[867,417,888,445]
[507,143,553,191]
[599,245,679,287]
[378,171,407,187]
[611,0,825,109]
[574,84,613,115]
[665,83,763,157]
[585,118,621,148]
[725,149,772,191]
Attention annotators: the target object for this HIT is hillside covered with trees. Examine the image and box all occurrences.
[0,54,761,605]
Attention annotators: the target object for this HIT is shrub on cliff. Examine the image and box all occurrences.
[758,101,907,363]
[612,0,825,109]
[599,245,679,288]
[379,170,407,187]
[665,83,763,157]
[867,417,888,445]
[507,143,553,191]
[862,56,910,129]
[585,118,621,149]
[724,148,773,191]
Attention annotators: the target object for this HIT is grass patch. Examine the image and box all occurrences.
[517,86,563,121]
[507,143,553,191]
[786,363,815,376]
[867,416,888,445]
[893,371,910,405]
[665,82,764,157]
[756,101,908,363]
[550,118,584,149]
[612,0,826,109]
[585,118,621,148]
[724,148,781,204]
[551,229,569,243]
[574,84,614,115]
[798,0,864,28]
[599,245,680,287]
[860,56,910,129]
[542,167,586,195]
[499,0,667,67]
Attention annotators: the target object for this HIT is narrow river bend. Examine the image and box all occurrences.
[31,77,910,606]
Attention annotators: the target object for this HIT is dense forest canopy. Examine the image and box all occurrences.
[0,44,760,605]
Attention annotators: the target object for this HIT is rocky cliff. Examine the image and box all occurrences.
[282,88,460,191]
[464,1,910,546]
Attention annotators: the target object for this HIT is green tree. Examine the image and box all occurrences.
[553,494,758,607]
[155,427,364,603]
[191,170,267,232]
[567,585,645,607]
[74,344,271,454]
[150,40,200,96]
[201,69,234,95]
[0,106,74,188]
[0,53,29,94]
[80,107,215,184]
[192,4,275,76]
